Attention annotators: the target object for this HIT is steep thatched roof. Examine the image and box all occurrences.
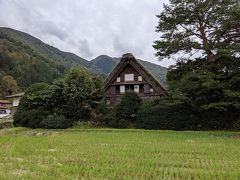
[104,53,165,94]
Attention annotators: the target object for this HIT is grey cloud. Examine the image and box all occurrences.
[113,35,143,57]
[67,39,77,46]
[0,0,171,67]
[113,36,129,54]
[9,1,68,41]
[39,21,68,41]
[78,40,93,58]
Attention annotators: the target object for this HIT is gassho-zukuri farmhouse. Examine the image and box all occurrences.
[104,53,166,105]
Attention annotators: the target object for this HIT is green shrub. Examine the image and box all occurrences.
[200,109,240,130]
[136,98,200,130]
[233,119,240,130]
[95,110,117,128]
[115,91,142,128]
[41,114,71,129]
[13,68,105,129]
[94,101,117,127]
[72,121,97,129]
[13,83,51,128]
[14,108,50,128]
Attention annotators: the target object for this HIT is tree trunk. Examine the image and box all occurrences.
[197,17,219,63]
[207,53,219,63]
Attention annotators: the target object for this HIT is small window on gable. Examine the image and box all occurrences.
[116,77,121,82]
[125,74,134,81]
[150,88,154,93]
[138,76,142,81]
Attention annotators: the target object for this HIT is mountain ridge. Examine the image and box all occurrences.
[0,27,167,93]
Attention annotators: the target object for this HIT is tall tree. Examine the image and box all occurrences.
[167,56,240,129]
[153,0,240,62]
[1,75,19,95]
[54,67,104,121]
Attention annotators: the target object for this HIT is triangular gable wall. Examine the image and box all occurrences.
[104,54,165,94]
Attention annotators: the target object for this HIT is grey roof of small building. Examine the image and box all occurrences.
[5,92,25,99]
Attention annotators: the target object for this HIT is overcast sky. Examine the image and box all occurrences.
[0,0,174,67]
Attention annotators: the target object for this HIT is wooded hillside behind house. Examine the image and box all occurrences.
[0,27,167,97]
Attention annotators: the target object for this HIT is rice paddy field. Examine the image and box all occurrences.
[0,128,239,179]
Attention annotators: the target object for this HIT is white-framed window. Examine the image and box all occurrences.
[124,74,134,81]
[138,76,143,81]
[134,85,139,93]
[116,77,121,82]
[13,98,20,107]
[150,88,154,93]
[120,85,125,94]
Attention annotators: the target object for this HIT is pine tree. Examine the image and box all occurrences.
[153,0,240,62]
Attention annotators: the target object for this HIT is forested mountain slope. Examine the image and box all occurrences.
[0,27,167,96]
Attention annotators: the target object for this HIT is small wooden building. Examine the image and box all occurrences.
[5,92,25,107]
[0,100,12,118]
[104,53,165,105]
[5,92,25,116]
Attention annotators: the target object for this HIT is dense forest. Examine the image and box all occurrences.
[0,33,63,96]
